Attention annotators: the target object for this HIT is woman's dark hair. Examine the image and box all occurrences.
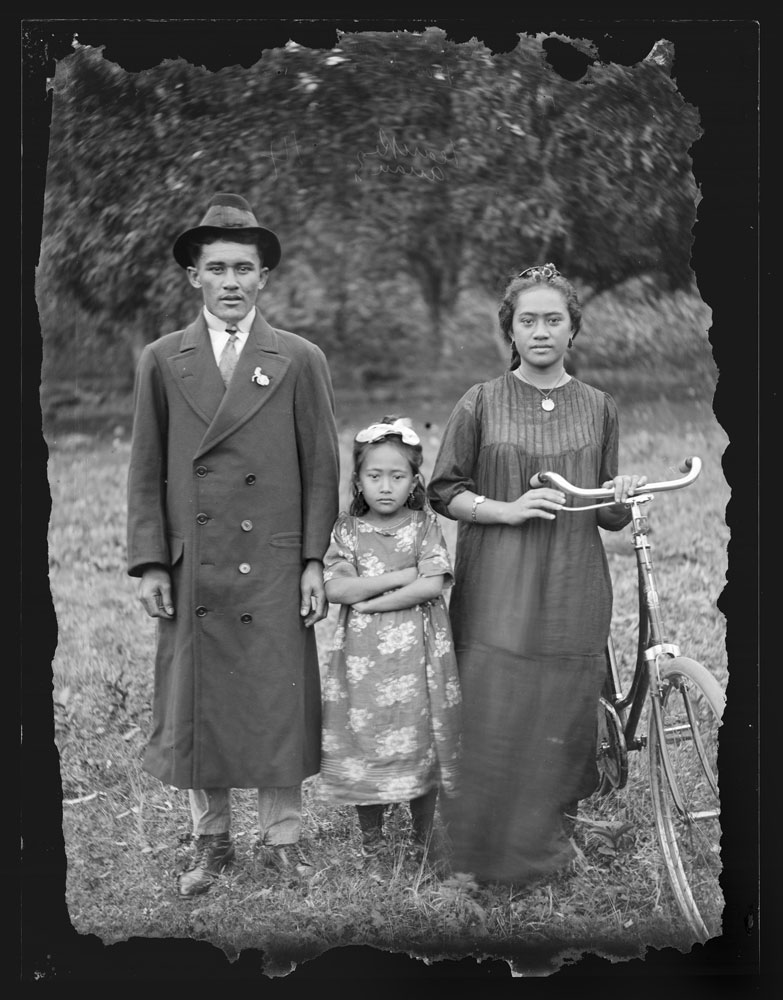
[498,269,582,370]
[187,230,266,267]
[350,415,427,516]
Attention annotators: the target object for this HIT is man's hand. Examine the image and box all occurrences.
[300,559,327,627]
[138,566,175,619]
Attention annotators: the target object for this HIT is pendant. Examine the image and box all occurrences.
[541,398,555,411]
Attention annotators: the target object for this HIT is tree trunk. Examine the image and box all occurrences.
[426,295,443,359]
[411,254,462,362]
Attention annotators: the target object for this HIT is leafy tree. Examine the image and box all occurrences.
[38,30,702,386]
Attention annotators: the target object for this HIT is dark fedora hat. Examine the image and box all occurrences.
[172,193,282,270]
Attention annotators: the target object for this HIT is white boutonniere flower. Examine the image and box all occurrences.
[252,366,271,386]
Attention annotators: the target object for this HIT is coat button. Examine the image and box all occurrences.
[241,519,253,532]
[245,474,256,485]
[238,563,251,574]
[195,466,208,477]
[240,613,253,624]
[196,606,208,617]
[196,513,209,525]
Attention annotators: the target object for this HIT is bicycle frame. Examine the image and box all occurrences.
[605,493,681,756]
[534,458,709,793]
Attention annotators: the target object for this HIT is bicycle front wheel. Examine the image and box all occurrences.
[648,656,725,942]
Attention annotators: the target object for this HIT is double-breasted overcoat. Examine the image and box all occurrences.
[127,311,339,789]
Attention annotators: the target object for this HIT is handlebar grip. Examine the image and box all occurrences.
[531,457,701,499]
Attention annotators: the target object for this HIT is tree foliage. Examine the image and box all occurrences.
[38,29,702,385]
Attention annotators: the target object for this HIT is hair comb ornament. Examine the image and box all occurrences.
[355,419,421,446]
[517,263,561,280]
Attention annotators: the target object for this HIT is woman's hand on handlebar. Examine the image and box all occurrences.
[602,473,648,507]
[503,487,567,525]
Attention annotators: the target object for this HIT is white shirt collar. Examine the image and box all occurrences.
[203,306,256,335]
[204,307,255,364]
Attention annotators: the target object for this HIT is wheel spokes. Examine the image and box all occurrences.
[649,661,724,942]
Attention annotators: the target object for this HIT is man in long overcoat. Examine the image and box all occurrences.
[127,193,339,896]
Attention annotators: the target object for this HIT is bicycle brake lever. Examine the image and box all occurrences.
[560,493,655,512]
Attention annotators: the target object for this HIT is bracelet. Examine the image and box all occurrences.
[471,494,487,523]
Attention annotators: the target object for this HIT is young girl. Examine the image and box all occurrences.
[318,416,461,860]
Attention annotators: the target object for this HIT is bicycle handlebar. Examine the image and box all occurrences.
[530,456,702,499]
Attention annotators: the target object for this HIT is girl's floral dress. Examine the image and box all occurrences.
[318,509,461,805]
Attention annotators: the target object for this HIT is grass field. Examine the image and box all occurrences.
[46,393,729,977]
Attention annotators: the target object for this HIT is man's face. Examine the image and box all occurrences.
[187,240,269,323]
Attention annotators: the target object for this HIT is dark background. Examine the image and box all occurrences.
[20,15,763,988]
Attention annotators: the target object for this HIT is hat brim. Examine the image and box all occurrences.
[173,225,282,270]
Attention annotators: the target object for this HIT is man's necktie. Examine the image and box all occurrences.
[218,327,239,387]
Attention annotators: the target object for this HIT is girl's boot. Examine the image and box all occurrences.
[355,803,387,858]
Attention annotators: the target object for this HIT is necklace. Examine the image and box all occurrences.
[513,368,568,410]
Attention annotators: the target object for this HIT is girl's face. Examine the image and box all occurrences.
[511,286,573,375]
[356,441,415,522]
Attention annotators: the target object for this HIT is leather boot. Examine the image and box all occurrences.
[263,842,315,878]
[178,832,234,898]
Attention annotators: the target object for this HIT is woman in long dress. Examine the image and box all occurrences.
[427,263,645,883]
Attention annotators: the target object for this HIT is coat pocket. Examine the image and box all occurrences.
[269,531,303,549]
[168,533,185,566]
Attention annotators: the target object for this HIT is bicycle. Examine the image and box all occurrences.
[531,457,725,943]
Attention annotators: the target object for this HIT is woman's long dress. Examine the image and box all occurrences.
[427,373,629,883]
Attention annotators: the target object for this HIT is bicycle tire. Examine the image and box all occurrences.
[648,656,725,942]
[596,696,628,794]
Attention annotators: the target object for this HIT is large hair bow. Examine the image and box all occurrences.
[354,419,421,446]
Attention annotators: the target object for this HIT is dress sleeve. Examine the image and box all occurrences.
[597,392,632,531]
[416,512,455,589]
[427,383,484,518]
[322,514,359,582]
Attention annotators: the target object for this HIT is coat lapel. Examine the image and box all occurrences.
[195,313,291,459]
[165,315,226,426]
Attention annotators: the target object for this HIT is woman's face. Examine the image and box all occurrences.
[510,286,573,374]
